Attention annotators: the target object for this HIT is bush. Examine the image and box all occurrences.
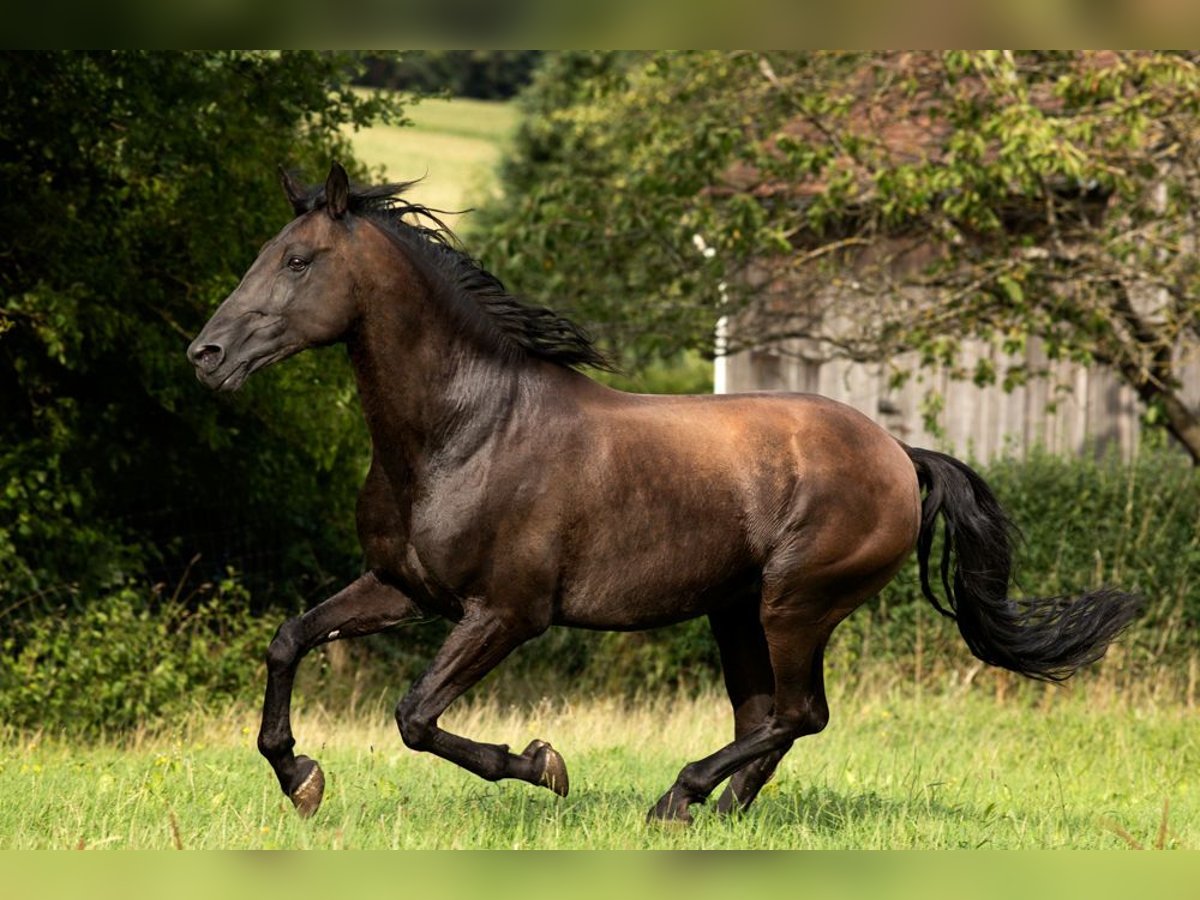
[832,445,1200,690]
[0,51,406,613]
[0,573,275,735]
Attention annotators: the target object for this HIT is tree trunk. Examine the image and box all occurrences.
[1159,390,1200,466]
[1120,364,1200,465]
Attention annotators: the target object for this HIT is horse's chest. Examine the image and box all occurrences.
[357,465,482,618]
[406,498,489,581]
[385,475,488,582]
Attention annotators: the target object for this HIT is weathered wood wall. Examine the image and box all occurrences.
[718,338,1200,461]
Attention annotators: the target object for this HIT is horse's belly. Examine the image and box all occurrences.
[554,557,759,630]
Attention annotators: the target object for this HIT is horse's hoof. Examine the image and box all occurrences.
[289,755,325,818]
[714,784,744,816]
[647,790,694,827]
[523,739,569,797]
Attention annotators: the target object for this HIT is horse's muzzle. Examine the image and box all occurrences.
[189,341,225,375]
[186,337,244,391]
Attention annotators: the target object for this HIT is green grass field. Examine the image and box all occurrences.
[343,94,517,232]
[4,683,1194,849]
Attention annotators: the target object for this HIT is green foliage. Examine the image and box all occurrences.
[593,350,713,394]
[0,574,275,735]
[473,51,751,366]
[985,447,1200,636]
[836,446,1200,686]
[0,52,408,608]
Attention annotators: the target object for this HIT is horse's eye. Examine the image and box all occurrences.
[287,256,309,273]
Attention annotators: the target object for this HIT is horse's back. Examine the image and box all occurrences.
[587,387,918,511]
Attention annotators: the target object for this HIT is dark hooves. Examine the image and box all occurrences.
[523,739,569,797]
[647,790,695,827]
[289,755,326,818]
[714,784,741,816]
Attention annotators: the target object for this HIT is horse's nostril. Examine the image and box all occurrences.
[191,343,225,372]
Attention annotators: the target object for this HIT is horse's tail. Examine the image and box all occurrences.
[905,447,1143,681]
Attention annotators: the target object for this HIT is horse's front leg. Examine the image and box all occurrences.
[394,605,568,796]
[258,569,425,817]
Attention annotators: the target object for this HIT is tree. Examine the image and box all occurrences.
[474,51,749,364]
[476,51,1200,462]
[0,51,408,608]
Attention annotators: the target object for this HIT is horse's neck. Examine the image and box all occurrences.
[347,296,529,479]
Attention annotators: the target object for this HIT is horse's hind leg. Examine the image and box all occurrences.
[258,570,424,817]
[707,605,793,815]
[649,600,835,824]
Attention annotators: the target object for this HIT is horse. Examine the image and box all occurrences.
[187,162,1142,824]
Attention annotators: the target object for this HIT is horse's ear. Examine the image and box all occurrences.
[325,162,350,220]
[278,165,307,216]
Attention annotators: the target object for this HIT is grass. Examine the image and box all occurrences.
[3,679,1195,849]
[343,94,517,231]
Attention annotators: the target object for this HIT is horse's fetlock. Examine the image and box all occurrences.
[675,765,709,802]
[257,730,294,760]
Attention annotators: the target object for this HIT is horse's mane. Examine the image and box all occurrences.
[291,176,613,373]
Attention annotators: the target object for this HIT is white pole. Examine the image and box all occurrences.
[714,315,728,394]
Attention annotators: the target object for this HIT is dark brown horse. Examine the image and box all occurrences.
[187,163,1142,824]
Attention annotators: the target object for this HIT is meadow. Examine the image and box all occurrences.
[343,93,518,230]
[3,676,1194,850]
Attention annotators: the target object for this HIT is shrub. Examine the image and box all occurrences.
[832,445,1200,690]
[0,572,275,735]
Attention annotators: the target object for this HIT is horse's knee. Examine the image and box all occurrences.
[395,694,434,750]
[265,618,301,671]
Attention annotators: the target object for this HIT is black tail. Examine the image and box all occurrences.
[906,447,1143,682]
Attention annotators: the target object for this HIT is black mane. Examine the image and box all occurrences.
[291,176,613,372]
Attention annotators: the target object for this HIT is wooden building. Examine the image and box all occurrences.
[715,335,1177,461]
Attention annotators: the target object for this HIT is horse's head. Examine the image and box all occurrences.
[187,162,362,391]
